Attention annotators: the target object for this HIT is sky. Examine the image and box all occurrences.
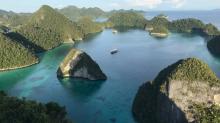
[0,0,220,12]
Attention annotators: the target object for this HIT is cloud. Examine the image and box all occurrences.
[169,0,186,8]
[109,0,186,9]
[130,0,163,8]
[109,3,121,8]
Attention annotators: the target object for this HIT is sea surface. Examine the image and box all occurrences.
[1,11,220,123]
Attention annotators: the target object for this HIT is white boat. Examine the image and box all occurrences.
[112,29,118,33]
[110,49,118,54]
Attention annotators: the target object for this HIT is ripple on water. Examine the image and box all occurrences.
[30,76,44,82]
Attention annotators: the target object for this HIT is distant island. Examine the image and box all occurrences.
[108,12,146,28]
[107,11,220,38]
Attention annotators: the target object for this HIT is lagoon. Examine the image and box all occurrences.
[1,29,220,123]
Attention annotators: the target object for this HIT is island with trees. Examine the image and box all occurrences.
[57,49,107,80]
[108,12,147,28]
[132,58,220,123]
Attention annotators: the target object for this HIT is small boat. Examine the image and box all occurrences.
[112,29,118,33]
[110,49,118,54]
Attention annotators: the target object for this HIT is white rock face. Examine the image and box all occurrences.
[59,50,82,77]
[132,58,220,123]
[57,49,107,80]
[72,67,96,80]
[214,94,220,105]
[159,80,220,122]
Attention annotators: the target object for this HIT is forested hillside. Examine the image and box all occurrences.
[108,12,147,28]
[0,10,31,27]
[77,16,103,35]
[0,33,38,70]
[17,5,84,52]
[58,6,105,21]
[0,91,72,123]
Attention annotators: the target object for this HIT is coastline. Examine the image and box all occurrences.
[0,39,78,72]
[150,32,168,38]
[0,61,39,72]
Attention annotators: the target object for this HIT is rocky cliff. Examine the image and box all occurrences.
[207,36,220,57]
[57,49,107,80]
[132,58,220,123]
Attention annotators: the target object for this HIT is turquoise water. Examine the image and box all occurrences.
[1,29,220,123]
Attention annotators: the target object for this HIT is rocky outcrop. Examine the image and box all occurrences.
[214,94,220,106]
[132,58,220,123]
[207,36,220,57]
[57,49,107,80]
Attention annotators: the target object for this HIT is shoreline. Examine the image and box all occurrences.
[0,61,39,72]
[0,39,78,72]
[150,32,168,38]
[0,28,214,72]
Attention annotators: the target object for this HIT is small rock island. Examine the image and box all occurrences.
[57,49,107,80]
[132,58,220,123]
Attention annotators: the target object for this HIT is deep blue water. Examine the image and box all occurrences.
[0,11,220,123]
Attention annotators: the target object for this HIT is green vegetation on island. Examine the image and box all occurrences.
[157,14,168,19]
[0,10,31,27]
[0,91,72,123]
[154,58,220,87]
[58,6,145,22]
[17,5,84,52]
[107,13,220,39]
[108,12,147,28]
[149,15,170,28]
[193,104,220,123]
[168,18,220,36]
[77,16,103,35]
[203,23,220,35]
[207,36,220,57]
[0,5,113,71]
[58,6,106,21]
[0,33,38,71]
[169,18,204,33]
[133,58,220,123]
